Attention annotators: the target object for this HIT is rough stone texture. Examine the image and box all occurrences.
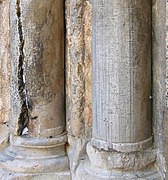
[0,0,167,179]
[10,0,65,138]
[0,169,70,180]
[76,161,160,180]
[0,0,10,149]
[65,0,92,176]
[9,0,33,136]
[22,0,65,138]
[87,143,156,171]
[0,0,70,179]
[152,0,167,179]
[164,2,168,179]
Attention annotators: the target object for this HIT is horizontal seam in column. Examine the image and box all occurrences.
[91,136,153,152]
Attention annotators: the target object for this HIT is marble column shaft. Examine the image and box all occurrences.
[92,0,152,152]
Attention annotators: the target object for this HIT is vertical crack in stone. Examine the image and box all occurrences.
[16,0,29,136]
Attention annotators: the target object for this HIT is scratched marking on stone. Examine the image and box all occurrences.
[92,0,151,144]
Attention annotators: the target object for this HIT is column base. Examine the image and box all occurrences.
[0,134,70,178]
[0,169,70,180]
[75,143,161,180]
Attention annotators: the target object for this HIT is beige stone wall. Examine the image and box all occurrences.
[0,0,10,149]
[65,0,92,174]
[153,0,167,179]
[164,1,168,178]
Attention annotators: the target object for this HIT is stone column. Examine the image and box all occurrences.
[76,0,159,179]
[0,0,70,179]
[91,0,152,152]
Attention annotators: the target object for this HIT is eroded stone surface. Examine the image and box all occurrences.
[0,0,10,149]
[22,0,65,138]
[66,0,92,138]
[66,0,92,176]
[0,0,69,178]
[152,0,167,179]
[10,0,65,138]
[0,0,167,179]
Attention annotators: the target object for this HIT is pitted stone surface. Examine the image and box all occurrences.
[0,0,70,179]
[153,0,168,179]
[0,0,10,149]
[65,0,92,177]
[0,0,167,179]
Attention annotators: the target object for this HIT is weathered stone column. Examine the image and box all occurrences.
[76,0,160,179]
[91,0,152,152]
[0,0,70,178]
[65,0,92,177]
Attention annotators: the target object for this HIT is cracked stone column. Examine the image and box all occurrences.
[0,0,70,179]
[76,0,160,179]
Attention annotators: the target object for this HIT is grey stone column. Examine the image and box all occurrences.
[91,0,152,152]
[76,0,159,179]
[0,0,70,179]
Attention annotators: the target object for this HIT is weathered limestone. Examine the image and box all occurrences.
[0,0,70,178]
[0,0,10,150]
[76,0,160,179]
[66,0,92,139]
[0,0,167,179]
[153,0,167,179]
[65,0,92,177]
